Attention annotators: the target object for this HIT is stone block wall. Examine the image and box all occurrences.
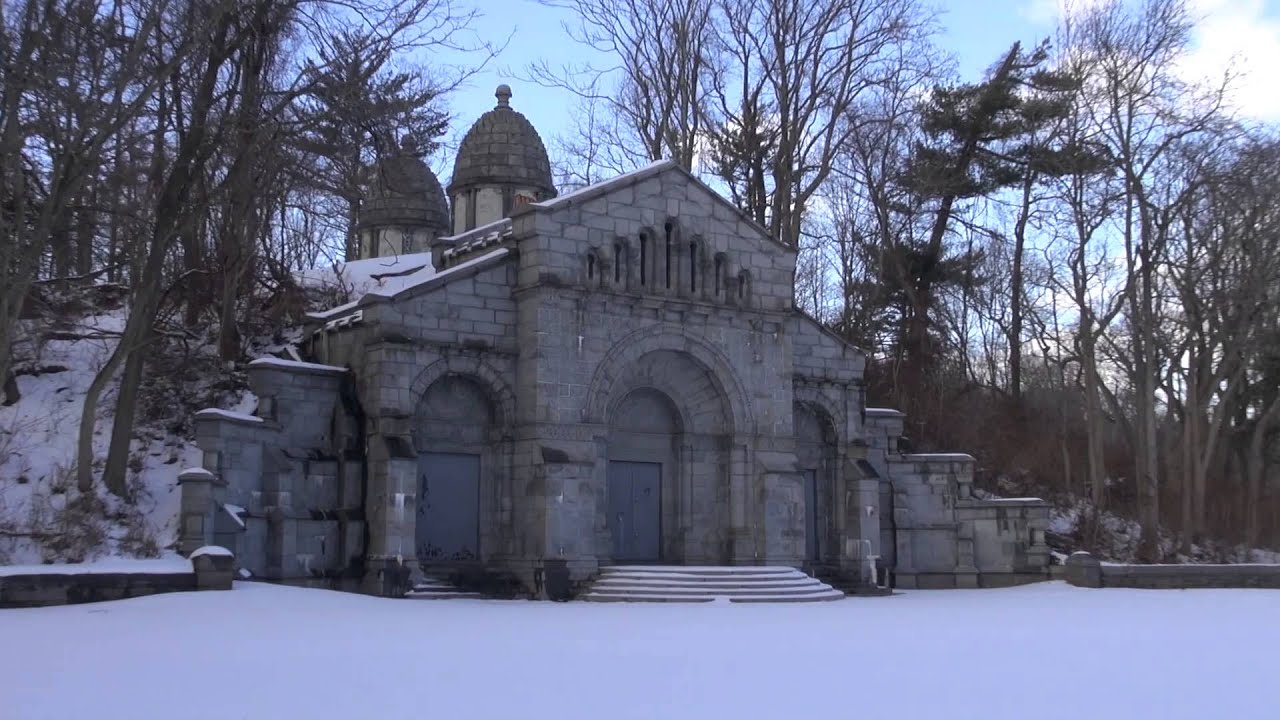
[183,359,363,586]
[311,256,522,593]
[957,498,1052,584]
[868,421,1052,589]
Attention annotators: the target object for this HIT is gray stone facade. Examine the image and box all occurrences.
[181,93,1050,597]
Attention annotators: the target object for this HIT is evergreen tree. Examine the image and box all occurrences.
[890,40,1100,401]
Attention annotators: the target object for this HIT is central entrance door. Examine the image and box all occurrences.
[607,460,661,561]
[803,468,819,561]
[417,452,480,561]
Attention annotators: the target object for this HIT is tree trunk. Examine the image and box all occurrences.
[1246,396,1280,547]
[76,342,126,491]
[2,368,17,406]
[101,334,148,497]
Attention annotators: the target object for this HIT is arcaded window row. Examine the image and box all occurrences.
[584,221,751,305]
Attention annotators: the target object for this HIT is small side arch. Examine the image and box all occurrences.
[409,353,516,435]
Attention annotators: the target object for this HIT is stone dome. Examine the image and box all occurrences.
[448,85,556,199]
[358,138,451,235]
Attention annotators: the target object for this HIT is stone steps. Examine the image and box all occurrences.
[583,566,844,603]
[404,577,485,600]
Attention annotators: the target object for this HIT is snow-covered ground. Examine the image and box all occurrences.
[1,582,1274,720]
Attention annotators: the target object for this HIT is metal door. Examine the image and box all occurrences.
[804,468,819,561]
[417,452,480,561]
[608,460,661,561]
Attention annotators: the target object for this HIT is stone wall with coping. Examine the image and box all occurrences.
[1065,552,1280,589]
[0,549,233,608]
[873,441,1052,589]
[183,360,360,585]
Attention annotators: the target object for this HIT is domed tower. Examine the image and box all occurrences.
[448,85,557,233]
[355,135,451,260]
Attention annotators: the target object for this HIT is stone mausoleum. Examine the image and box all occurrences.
[179,86,1051,598]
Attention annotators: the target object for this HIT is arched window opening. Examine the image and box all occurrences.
[587,252,596,281]
[738,270,750,302]
[714,254,724,296]
[640,233,648,286]
[689,241,698,293]
[614,243,623,284]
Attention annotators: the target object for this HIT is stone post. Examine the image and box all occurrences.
[1065,551,1103,588]
[191,546,236,590]
[177,468,225,555]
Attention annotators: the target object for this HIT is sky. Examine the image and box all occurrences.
[425,0,1280,176]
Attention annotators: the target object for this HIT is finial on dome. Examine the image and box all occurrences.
[495,84,512,108]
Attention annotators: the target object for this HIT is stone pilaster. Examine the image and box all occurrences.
[177,468,225,555]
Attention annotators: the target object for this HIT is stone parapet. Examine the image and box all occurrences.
[1065,552,1280,589]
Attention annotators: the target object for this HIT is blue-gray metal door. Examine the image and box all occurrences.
[804,468,819,561]
[608,460,661,561]
[417,452,480,561]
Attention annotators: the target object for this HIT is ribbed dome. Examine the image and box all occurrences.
[448,85,556,199]
[358,139,450,234]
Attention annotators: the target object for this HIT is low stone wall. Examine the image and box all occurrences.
[1065,552,1280,589]
[0,547,235,608]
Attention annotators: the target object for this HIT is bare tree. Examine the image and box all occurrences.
[0,0,179,407]
[530,0,715,171]
[708,0,931,249]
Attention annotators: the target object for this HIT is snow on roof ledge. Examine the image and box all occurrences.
[532,160,675,209]
[194,408,263,424]
[865,408,906,417]
[306,300,359,322]
[898,452,977,463]
[248,357,347,374]
[190,546,235,559]
[364,247,509,302]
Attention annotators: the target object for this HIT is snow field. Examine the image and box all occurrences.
[0,581,1275,720]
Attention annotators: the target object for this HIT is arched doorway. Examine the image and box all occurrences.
[607,389,681,561]
[413,374,496,563]
[601,349,735,564]
[794,403,838,563]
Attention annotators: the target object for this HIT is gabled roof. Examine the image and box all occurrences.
[532,160,792,253]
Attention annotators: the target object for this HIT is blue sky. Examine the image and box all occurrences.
[426,0,1280,174]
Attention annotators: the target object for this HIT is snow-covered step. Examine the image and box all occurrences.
[583,566,844,603]
[404,576,484,600]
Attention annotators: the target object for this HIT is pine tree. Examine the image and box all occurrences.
[891,40,1101,402]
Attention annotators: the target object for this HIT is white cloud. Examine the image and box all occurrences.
[1022,0,1280,121]
[1178,0,1280,121]
[1019,0,1108,26]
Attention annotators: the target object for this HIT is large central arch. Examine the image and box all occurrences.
[584,326,754,435]
[598,347,738,564]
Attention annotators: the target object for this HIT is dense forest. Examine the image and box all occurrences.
[2,0,1277,559]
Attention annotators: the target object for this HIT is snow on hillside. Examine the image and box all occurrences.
[0,308,199,565]
[1,581,1275,719]
[0,296,263,567]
